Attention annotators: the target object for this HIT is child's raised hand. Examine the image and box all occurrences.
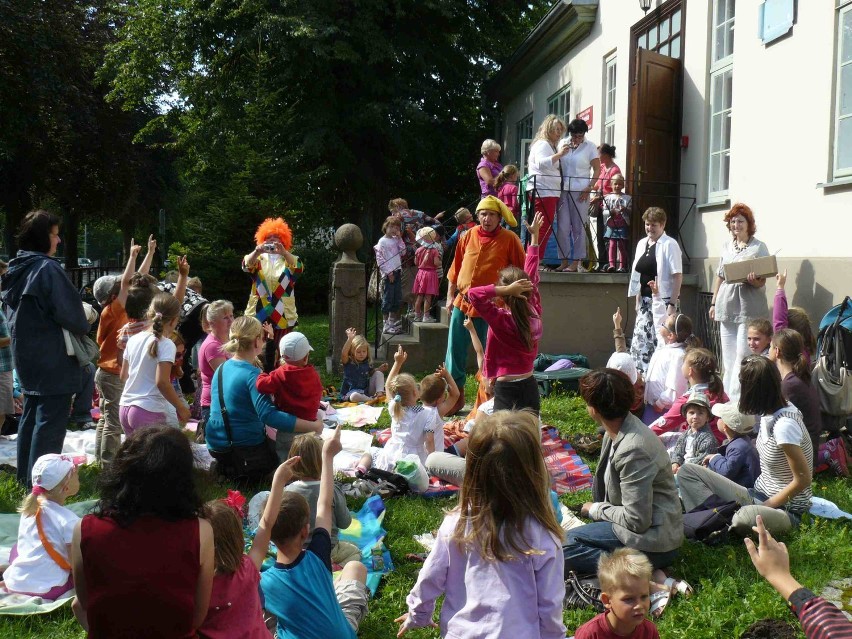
[776,269,787,290]
[345,327,357,340]
[435,363,450,378]
[613,306,623,330]
[393,345,408,365]
[177,255,190,277]
[262,321,274,340]
[462,316,473,330]
[273,455,302,485]
[503,278,533,298]
[323,424,342,457]
[129,238,142,258]
[523,212,544,243]
[147,234,157,254]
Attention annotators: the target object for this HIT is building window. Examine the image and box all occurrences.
[516,112,534,172]
[603,55,617,145]
[834,3,852,178]
[636,6,683,59]
[547,85,571,124]
[708,0,735,199]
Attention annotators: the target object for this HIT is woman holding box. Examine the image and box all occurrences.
[708,203,770,402]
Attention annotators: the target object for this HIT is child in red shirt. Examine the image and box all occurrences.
[256,332,324,458]
[575,548,660,639]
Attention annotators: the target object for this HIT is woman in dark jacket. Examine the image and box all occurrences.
[0,210,89,486]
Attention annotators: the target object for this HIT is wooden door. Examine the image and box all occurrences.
[628,48,682,242]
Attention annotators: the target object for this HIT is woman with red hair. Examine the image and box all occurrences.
[243,218,302,350]
[708,203,770,402]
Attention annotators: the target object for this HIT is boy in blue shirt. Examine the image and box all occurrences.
[261,427,369,639]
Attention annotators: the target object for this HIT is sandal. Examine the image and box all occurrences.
[649,589,671,618]
[664,577,694,598]
[539,264,556,272]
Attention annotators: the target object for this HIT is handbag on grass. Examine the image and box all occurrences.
[563,571,604,612]
[812,298,852,416]
[213,366,278,481]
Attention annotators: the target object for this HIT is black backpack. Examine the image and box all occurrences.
[682,495,740,545]
[360,467,411,497]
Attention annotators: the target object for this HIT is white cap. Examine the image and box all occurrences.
[711,402,756,435]
[31,454,76,491]
[606,352,638,384]
[279,331,313,362]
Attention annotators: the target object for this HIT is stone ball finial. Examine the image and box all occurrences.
[335,223,363,263]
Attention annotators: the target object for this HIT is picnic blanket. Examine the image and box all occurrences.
[249,494,393,596]
[376,425,592,495]
[0,430,214,472]
[0,500,98,615]
[328,405,385,429]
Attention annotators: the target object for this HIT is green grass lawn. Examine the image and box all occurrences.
[1,315,850,638]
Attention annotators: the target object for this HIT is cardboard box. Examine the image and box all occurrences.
[723,255,778,284]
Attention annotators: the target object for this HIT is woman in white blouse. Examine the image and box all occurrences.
[525,115,567,269]
[556,118,600,272]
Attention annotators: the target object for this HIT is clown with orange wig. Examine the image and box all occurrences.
[242,218,303,336]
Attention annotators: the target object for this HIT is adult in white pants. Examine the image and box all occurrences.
[708,203,769,402]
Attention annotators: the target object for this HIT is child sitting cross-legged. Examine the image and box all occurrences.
[256,331,324,459]
[340,327,388,402]
[356,345,459,475]
[197,456,301,639]
[701,402,760,488]
[669,390,718,475]
[261,427,370,639]
[574,548,660,639]
[284,434,362,567]
[1,454,80,600]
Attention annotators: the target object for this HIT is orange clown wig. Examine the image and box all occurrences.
[254,217,293,250]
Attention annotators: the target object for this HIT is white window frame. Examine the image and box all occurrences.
[707,0,735,200]
[515,112,534,172]
[603,54,617,145]
[833,3,852,178]
[547,85,571,124]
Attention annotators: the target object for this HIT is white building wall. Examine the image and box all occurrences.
[500,0,852,314]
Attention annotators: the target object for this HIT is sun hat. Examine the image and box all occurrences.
[279,331,314,362]
[711,402,756,435]
[475,195,518,227]
[416,227,437,245]
[31,454,76,493]
[680,389,712,417]
[606,352,638,384]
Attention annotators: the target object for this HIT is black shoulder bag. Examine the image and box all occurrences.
[214,366,278,481]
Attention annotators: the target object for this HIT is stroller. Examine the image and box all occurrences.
[813,296,852,432]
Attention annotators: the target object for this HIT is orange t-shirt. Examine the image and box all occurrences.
[446,227,525,317]
[96,299,128,375]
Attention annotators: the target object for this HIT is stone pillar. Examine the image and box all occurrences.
[327,223,365,374]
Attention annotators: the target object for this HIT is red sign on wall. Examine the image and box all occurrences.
[577,106,593,130]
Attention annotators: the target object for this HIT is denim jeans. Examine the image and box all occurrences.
[381,271,402,315]
[563,521,679,576]
[18,394,73,487]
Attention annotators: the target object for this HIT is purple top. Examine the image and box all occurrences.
[477,158,502,196]
[773,288,812,366]
[405,510,565,639]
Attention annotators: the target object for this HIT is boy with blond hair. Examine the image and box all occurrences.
[575,548,659,639]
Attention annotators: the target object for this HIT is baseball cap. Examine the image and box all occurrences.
[31,454,77,491]
[711,402,756,435]
[93,275,120,306]
[279,331,314,362]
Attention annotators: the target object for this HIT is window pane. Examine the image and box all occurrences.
[722,112,732,150]
[712,73,724,112]
[842,63,852,116]
[711,114,722,153]
[710,156,720,193]
[649,27,658,50]
[659,43,669,57]
[724,69,733,109]
[727,0,736,24]
[838,117,852,171]
[715,25,726,61]
[726,18,735,57]
[721,152,731,192]
[660,19,670,42]
[672,9,682,35]
[714,0,724,27]
[670,36,681,59]
[843,10,852,64]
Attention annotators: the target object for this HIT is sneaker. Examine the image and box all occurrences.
[577,265,590,273]
[423,316,438,323]
[384,325,403,335]
[825,437,849,477]
[413,315,423,322]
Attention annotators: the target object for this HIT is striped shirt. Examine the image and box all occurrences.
[790,588,852,639]
[754,405,813,514]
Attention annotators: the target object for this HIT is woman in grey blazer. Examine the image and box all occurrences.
[564,369,683,575]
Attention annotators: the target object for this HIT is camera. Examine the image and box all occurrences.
[262,242,277,252]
